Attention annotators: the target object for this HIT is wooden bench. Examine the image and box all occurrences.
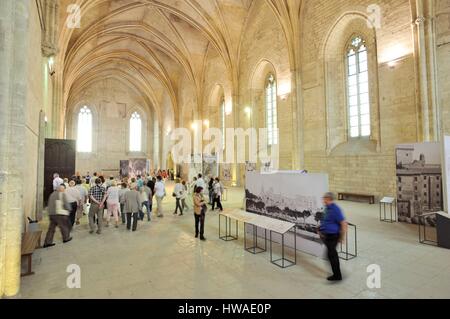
[338,193,375,205]
[21,231,42,277]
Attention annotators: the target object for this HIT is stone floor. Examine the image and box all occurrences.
[20,182,450,299]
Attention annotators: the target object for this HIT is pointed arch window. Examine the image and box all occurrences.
[265,74,278,145]
[77,106,92,153]
[347,36,370,138]
[129,112,142,152]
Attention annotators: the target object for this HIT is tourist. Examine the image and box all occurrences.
[65,180,81,229]
[208,176,214,205]
[154,175,166,217]
[212,177,224,212]
[318,192,348,282]
[196,174,207,195]
[190,177,197,194]
[147,177,156,195]
[173,179,185,216]
[106,176,115,188]
[52,173,64,191]
[119,182,129,224]
[139,184,152,221]
[181,180,189,211]
[104,180,120,228]
[123,183,141,231]
[145,185,153,221]
[89,172,98,188]
[99,175,106,188]
[193,186,207,241]
[88,178,106,235]
[75,179,88,225]
[137,175,144,188]
[63,178,69,189]
[43,185,72,248]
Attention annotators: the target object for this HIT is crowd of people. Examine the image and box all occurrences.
[44,171,225,247]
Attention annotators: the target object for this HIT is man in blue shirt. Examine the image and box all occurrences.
[319,192,348,281]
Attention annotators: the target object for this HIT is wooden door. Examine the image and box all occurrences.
[43,139,76,205]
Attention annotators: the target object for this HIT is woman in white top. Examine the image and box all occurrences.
[65,180,81,229]
[75,179,88,225]
[154,176,166,217]
[173,179,185,216]
[103,181,120,228]
[212,178,224,212]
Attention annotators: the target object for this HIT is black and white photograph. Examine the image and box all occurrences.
[245,171,329,257]
[396,143,443,226]
[202,154,219,178]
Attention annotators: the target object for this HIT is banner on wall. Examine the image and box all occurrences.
[245,171,329,257]
[396,143,443,226]
[222,163,232,182]
[203,153,219,178]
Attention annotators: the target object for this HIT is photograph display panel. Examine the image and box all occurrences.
[245,171,329,257]
[396,143,443,226]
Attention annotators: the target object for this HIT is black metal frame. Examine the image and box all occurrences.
[379,199,397,223]
[339,222,358,260]
[244,223,267,254]
[269,227,297,268]
[219,214,238,241]
[418,213,438,246]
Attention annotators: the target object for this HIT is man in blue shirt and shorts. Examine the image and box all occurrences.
[319,192,348,281]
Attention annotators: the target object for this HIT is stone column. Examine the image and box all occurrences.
[0,0,31,298]
[415,0,431,142]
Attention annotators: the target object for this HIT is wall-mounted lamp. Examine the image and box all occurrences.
[48,57,55,76]
[191,122,198,131]
[244,107,252,116]
[278,81,291,100]
[387,58,403,69]
[225,101,233,115]
[203,119,210,127]
[44,116,48,123]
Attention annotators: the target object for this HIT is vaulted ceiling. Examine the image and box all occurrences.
[57,0,301,125]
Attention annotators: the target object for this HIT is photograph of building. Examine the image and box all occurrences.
[3,0,450,303]
[396,143,443,225]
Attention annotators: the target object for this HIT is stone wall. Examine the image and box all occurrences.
[24,4,50,220]
[0,0,50,298]
[436,0,450,135]
[237,0,294,176]
[300,0,417,198]
[66,78,156,176]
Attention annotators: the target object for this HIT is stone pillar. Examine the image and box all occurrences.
[0,0,31,298]
[416,0,431,142]
[41,0,58,57]
[35,111,47,221]
[231,93,240,187]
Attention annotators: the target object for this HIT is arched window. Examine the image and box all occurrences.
[77,106,92,153]
[221,97,226,149]
[265,74,278,145]
[129,112,142,152]
[347,36,370,138]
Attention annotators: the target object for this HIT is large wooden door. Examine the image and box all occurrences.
[44,139,76,205]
